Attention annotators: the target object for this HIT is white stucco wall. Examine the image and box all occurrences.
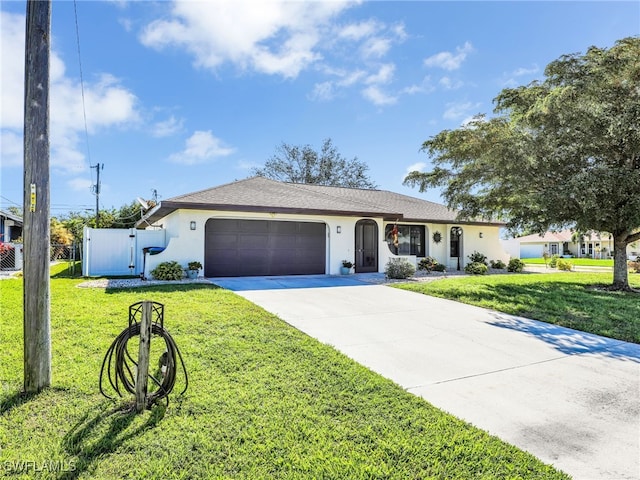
[142,210,508,277]
[499,238,520,259]
[143,209,375,277]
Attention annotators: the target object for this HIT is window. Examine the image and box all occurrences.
[385,224,425,256]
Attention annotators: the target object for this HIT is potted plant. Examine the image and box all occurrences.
[187,261,202,279]
[340,260,353,275]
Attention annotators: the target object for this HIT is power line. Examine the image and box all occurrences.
[73,0,91,166]
[0,195,22,207]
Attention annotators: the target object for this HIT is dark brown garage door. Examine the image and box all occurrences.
[205,219,326,277]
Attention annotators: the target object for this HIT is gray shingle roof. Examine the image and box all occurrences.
[137,177,503,227]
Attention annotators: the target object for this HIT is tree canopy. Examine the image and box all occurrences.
[59,199,156,243]
[404,37,640,289]
[253,138,377,189]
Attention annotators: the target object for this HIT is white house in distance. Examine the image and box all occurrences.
[134,177,508,278]
[506,229,639,259]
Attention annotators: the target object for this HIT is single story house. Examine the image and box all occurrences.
[0,210,23,270]
[135,177,509,278]
[0,210,23,242]
[508,229,638,259]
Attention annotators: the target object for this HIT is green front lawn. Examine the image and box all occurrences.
[396,272,640,343]
[0,266,568,479]
[522,257,614,267]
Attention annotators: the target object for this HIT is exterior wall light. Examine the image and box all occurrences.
[479,232,483,238]
[336,226,342,234]
[190,221,196,231]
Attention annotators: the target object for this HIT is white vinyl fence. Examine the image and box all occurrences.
[82,227,165,277]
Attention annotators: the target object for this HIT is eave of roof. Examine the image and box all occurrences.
[137,200,404,227]
[136,177,505,228]
[0,210,23,225]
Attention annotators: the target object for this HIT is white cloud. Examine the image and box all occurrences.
[1,11,28,129]
[405,162,427,176]
[67,177,93,193]
[309,81,336,102]
[365,63,395,85]
[502,64,540,87]
[362,85,397,106]
[237,159,261,171]
[361,37,392,58]
[443,101,482,121]
[402,76,435,95]
[309,67,369,102]
[169,130,235,165]
[140,0,355,79]
[338,69,367,87]
[513,65,539,77]
[424,42,474,71]
[0,131,23,167]
[151,115,184,138]
[461,115,477,127]
[337,19,380,40]
[439,76,463,90]
[118,17,134,33]
[53,74,139,134]
[390,23,408,42]
[139,2,411,107]
[1,10,140,173]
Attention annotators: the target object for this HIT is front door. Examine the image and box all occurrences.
[355,220,378,273]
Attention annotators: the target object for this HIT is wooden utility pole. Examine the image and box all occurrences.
[91,163,101,227]
[23,0,52,393]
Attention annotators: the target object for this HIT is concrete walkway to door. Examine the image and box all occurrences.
[221,279,640,480]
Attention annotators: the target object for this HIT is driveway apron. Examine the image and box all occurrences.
[231,282,640,480]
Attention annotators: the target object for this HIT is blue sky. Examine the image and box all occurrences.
[1,1,639,217]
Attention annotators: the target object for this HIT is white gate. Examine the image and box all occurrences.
[83,228,166,277]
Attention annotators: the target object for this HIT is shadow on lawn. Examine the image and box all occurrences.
[59,402,165,480]
[104,283,219,294]
[0,390,38,415]
[0,386,72,415]
[456,278,640,342]
[487,311,640,364]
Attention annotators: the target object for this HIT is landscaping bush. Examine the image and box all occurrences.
[151,261,184,280]
[507,258,525,273]
[417,256,438,271]
[557,259,573,271]
[464,262,488,275]
[628,260,640,273]
[385,258,416,279]
[432,263,446,272]
[489,259,507,269]
[549,254,559,268]
[468,251,488,265]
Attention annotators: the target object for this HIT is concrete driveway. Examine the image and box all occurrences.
[213,277,640,480]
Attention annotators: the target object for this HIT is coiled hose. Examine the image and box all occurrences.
[99,320,188,408]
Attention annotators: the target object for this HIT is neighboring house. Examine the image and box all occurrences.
[511,229,638,259]
[0,210,23,270]
[0,210,23,242]
[135,177,508,278]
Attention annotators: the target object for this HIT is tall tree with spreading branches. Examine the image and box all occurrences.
[253,138,377,188]
[404,37,640,290]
